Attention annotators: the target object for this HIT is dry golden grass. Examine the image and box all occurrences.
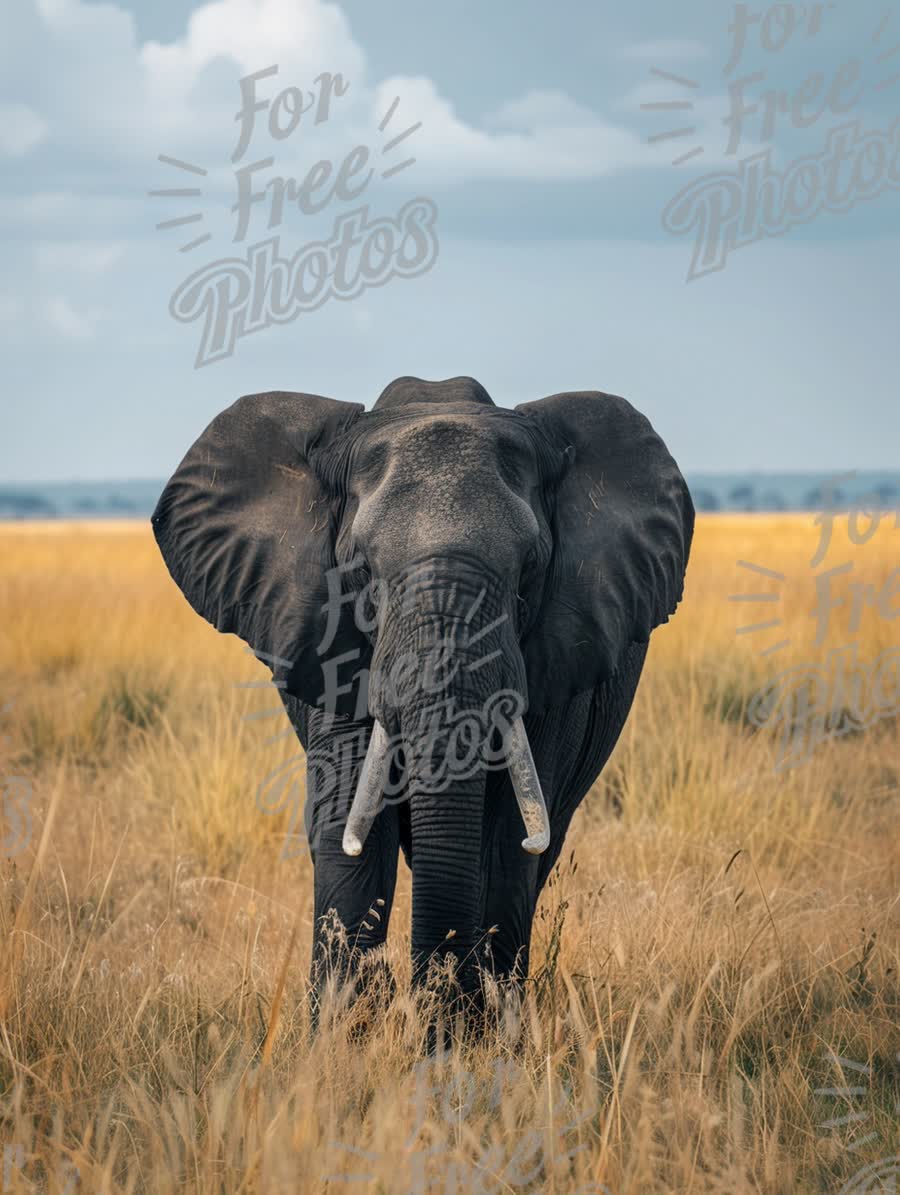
[0,515,897,1193]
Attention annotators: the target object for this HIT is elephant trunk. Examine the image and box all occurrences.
[397,596,502,994]
[407,766,486,990]
[342,557,549,993]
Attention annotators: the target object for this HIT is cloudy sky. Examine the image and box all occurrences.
[2,0,898,480]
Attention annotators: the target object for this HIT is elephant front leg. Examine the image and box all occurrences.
[308,816,400,1020]
[479,649,649,1016]
[304,717,400,1027]
[478,777,543,998]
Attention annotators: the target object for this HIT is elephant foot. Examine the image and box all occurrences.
[308,911,396,1038]
[411,953,527,1054]
[309,954,396,1039]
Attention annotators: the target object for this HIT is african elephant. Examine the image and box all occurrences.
[152,376,693,1017]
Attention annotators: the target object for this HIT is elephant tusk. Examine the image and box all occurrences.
[505,717,551,855]
[342,720,391,857]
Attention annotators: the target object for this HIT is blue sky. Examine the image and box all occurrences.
[2,0,898,480]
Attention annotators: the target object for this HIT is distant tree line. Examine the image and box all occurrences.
[689,480,899,513]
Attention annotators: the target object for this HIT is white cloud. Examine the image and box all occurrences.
[485,90,600,130]
[140,0,364,88]
[5,0,367,159]
[619,39,709,63]
[376,77,662,182]
[619,77,772,168]
[5,0,664,190]
[43,295,97,340]
[0,103,48,156]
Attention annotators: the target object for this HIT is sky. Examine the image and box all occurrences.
[1,0,898,480]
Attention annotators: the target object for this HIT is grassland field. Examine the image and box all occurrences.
[0,514,897,1193]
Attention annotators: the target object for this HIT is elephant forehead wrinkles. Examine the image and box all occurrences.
[351,417,539,573]
[385,417,497,471]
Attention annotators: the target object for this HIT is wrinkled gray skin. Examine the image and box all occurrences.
[152,376,694,1023]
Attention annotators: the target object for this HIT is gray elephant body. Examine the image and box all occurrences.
[152,376,693,1010]
[281,642,647,988]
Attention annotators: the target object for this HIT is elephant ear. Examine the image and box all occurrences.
[516,390,694,711]
[151,391,366,709]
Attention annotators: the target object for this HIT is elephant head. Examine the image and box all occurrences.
[152,376,693,985]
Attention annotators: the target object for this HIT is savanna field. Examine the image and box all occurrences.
[0,515,897,1194]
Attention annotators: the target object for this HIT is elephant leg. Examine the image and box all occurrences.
[479,781,542,986]
[478,697,599,989]
[478,641,648,992]
[307,806,400,1026]
[280,698,401,1023]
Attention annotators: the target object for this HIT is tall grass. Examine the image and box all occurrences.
[0,516,897,1193]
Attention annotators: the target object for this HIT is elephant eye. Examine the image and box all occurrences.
[353,441,388,489]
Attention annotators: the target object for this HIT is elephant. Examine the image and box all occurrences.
[151,375,694,1021]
